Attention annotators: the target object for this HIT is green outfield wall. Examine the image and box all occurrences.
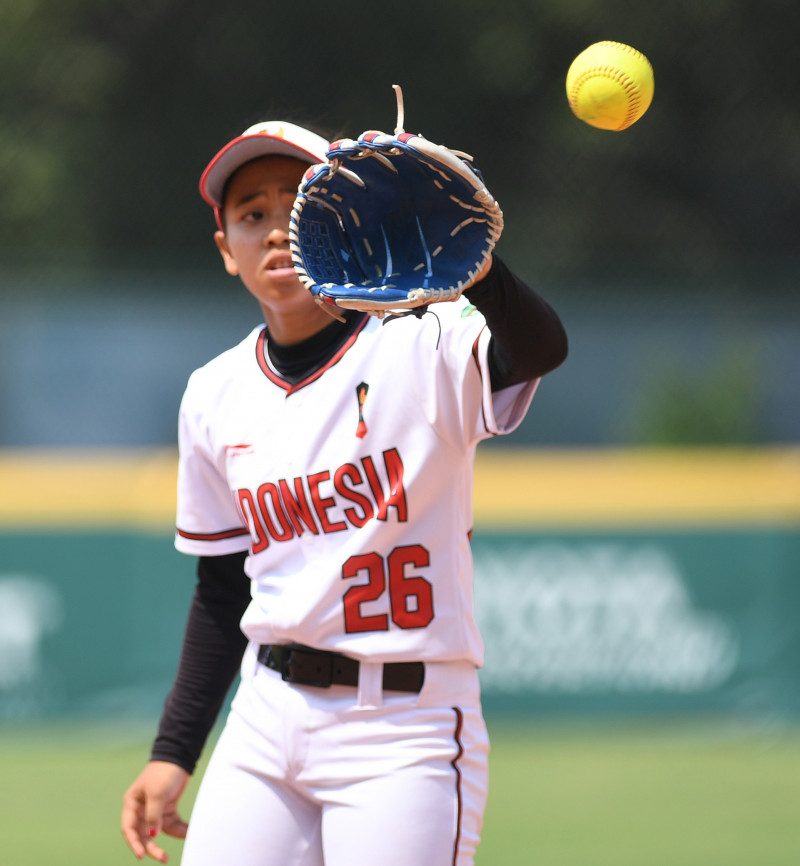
[1,448,798,721]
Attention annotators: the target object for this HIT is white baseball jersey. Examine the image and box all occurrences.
[175,299,538,667]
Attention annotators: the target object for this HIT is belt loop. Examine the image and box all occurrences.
[356,661,383,709]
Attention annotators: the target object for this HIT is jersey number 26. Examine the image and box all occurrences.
[342,544,434,633]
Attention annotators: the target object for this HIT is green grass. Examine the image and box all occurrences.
[480,717,800,865]
[0,719,200,866]
[0,717,798,865]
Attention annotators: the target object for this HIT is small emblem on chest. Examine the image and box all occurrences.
[226,443,254,456]
[355,382,369,439]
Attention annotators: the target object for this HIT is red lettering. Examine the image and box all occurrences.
[361,456,388,520]
[333,464,374,528]
[308,471,347,534]
[236,450,406,551]
[382,448,408,522]
[278,477,319,535]
[361,452,407,522]
[236,488,269,553]
[256,482,293,542]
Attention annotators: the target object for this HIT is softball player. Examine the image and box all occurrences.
[121,119,568,865]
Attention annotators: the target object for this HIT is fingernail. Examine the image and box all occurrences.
[148,827,158,838]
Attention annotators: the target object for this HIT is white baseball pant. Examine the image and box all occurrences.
[181,644,489,866]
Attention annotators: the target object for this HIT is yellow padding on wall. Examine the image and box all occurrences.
[0,449,178,530]
[473,447,800,528]
[0,447,798,530]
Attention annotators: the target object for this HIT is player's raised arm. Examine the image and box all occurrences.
[464,254,568,390]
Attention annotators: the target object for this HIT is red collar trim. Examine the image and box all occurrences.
[255,316,370,394]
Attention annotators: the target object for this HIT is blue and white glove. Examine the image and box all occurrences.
[290,88,503,319]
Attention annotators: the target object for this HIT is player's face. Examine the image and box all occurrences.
[215,155,331,342]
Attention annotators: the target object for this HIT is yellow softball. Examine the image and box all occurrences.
[566,41,654,131]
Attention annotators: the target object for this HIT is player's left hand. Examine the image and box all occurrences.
[121,760,190,862]
[289,85,503,319]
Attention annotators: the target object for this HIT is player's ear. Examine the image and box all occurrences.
[214,230,239,276]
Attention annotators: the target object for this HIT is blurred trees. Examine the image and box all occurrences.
[1,0,799,291]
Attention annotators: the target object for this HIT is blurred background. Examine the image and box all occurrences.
[1,0,798,449]
[0,1,798,863]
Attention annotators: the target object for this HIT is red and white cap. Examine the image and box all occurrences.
[199,120,330,214]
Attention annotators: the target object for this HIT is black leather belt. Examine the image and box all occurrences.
[258,644,425,693]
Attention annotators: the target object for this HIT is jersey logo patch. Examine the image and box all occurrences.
[355,382,369,439]
[226,444,254,456]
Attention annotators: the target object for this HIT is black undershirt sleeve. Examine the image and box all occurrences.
[150,551,250,773]
[464,255,568,391]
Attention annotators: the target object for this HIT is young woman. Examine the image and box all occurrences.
[121,120,568,866]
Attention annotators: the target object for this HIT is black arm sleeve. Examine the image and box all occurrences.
[464,255,568,391]
[150,551,250,774]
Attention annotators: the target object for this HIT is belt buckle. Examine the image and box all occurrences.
[281,646,333,688]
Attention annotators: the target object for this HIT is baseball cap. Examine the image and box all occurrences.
[199,120,331,212]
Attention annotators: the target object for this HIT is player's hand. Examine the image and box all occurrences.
[121,760,191,862]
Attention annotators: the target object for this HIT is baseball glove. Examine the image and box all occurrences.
[289,86,503,319]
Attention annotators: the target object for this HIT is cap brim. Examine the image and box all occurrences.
[199,121,330,208]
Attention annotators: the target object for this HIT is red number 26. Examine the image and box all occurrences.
[342,544,434,633]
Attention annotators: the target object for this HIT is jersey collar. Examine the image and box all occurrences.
[255,314,370,394]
